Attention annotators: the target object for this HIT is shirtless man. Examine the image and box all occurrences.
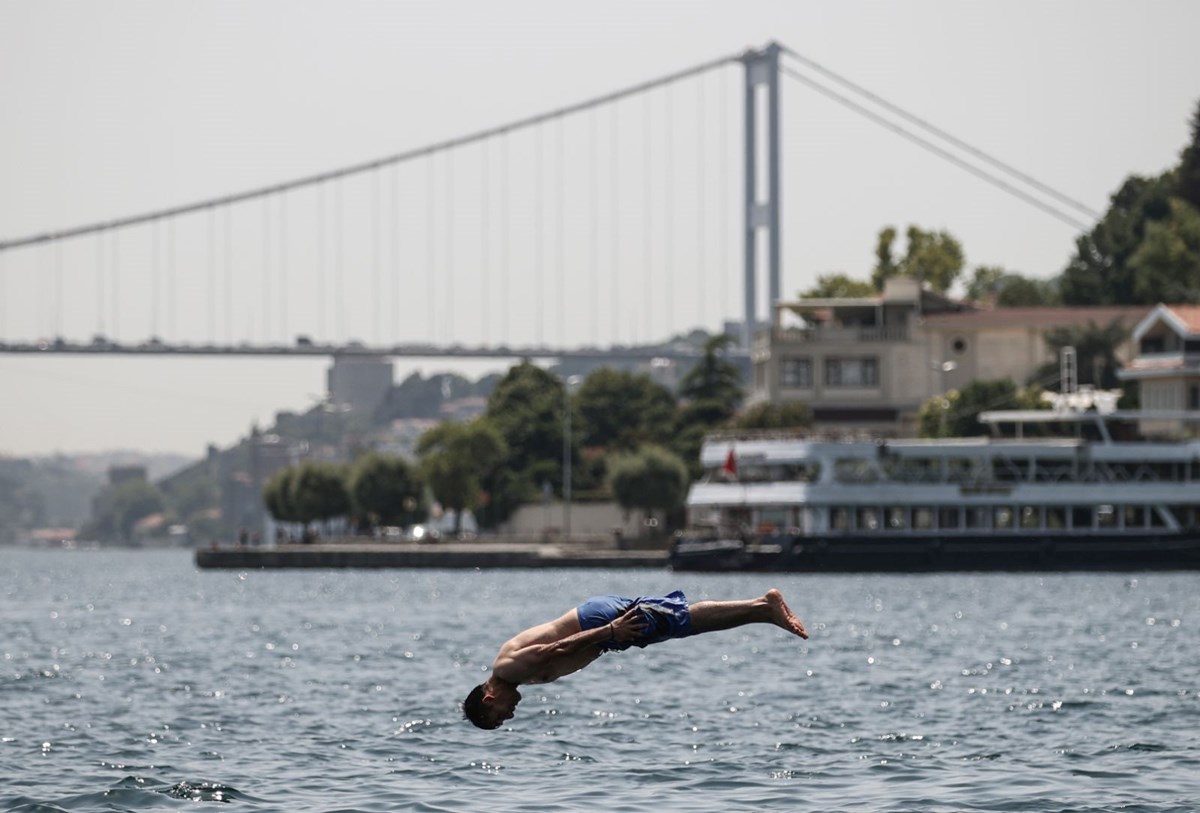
[462,588,808,729]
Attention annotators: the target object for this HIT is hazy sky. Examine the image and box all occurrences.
[2,0,1199,458]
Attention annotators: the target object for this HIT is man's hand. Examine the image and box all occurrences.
[608,605,648,643]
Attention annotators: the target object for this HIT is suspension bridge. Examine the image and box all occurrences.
[0,41,1098,364]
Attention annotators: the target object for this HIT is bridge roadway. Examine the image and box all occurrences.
[0,338,746,363]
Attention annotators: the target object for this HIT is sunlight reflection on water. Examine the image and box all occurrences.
[2,550,1199,812]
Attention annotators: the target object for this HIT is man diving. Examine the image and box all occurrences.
[463,588,808,729]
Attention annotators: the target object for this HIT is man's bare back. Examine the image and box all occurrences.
[463,588,807,730]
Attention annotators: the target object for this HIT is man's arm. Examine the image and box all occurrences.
[494,607,646,683]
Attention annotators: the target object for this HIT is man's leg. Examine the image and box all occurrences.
[688,589,808,639]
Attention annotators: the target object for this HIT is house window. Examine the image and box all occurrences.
[825,357,879,387]
[781,358,812,388]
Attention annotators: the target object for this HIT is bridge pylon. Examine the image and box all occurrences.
[740,41,782,350]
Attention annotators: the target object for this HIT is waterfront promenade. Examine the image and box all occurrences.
[195,538,669,570]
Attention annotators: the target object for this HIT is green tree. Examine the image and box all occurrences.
[576,368,676,452]
[1060,173,1174,305]
[607,445,690,532]
[733,400,813,430]
[1130,198,1200,303]
[1177,99,1200,212]
[966,266,1059,306]
[872,226,899,289]
[291,461,352,529]
[678,334,743,412]
[917,379,1047,438]
[263,467,299,524]
[965,265,1006,302]
[485,362,567,493]
[872,225,964,293]
[801,272,875,299]
[418,419,507,534]
[109,480,165,540]
[995,275,1060,307]
[348,453,426,529]
[1037,318,1129,391]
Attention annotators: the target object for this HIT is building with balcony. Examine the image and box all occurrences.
[752,277,1148,434]
[1118,304,1200,437]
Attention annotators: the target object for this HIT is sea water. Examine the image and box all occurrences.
[2,549,1199,812]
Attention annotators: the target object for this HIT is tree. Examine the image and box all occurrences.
[263,467,300,524]
[1037,318,1129,391]
[872,226,899,289]
[917,379,1046,438]
[607,446,690,532]
[1060,173,1175,305]
[418,419,506,534]
[290,461,352,530]
[678,334,743,412]
[1177,99,1200,213]
[348,453,426,529]
[872,225,964,293]
[994,275,1060,307]
[801,272,876,299]
[576,368,676,452]
[1130,198,1200,303]
[110,480,165,541]
[966,266,1059,306]
[485,362,566,492]
[733,400,813,430]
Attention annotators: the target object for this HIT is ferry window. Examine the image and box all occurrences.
[760,508,788,532]
[1046,507,1066,529]
[947,459,973,483]
[858,508,880,532]
[1149,508,1168,529]
[913,507,934,530]
[1019,506,1040,529]
[1097,505,1116,528]
[1071,506,1092,530]
[783,463,821,482]
[1176,505,1200,530]
[993,507,1014,529]
[1123,506,1142,532]
[887,507,908,530]
[825,357,879,387]
[781,358,813,388]
[835,458,878,483]
[1190,385,1200,410]
[831,507,851,531]
[965,508,990,530]
[938,507,961,529]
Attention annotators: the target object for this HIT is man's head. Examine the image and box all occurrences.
[462,678,521,730]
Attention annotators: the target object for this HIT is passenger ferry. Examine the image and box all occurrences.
[672,408,1200,571]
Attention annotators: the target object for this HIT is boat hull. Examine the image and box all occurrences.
[669,532,1200,572]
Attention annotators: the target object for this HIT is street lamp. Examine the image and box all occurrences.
[562,374,583,540]
[932,360,957,437]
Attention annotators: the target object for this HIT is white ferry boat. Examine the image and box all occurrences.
[673,409,1200,571]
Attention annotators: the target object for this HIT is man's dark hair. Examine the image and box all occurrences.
[463,684,499,730]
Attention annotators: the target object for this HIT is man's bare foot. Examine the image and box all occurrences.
[765,589,808,639]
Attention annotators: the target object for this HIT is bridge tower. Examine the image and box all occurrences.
[740,42,782,349]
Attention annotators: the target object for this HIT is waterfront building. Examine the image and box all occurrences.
[751,277,1148,434]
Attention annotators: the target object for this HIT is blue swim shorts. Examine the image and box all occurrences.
[576,590,695,651]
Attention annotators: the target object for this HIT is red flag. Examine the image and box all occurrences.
[722,447,738,479]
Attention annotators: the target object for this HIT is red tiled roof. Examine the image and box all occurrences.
[922,306,1150,329]
[1163,305,1200,333]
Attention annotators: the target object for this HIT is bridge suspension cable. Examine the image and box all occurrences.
[778,56,1096,232]
[781,47,1102,221]
[0,50,742,253]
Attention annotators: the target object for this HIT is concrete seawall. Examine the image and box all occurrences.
[195,541,669,570]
